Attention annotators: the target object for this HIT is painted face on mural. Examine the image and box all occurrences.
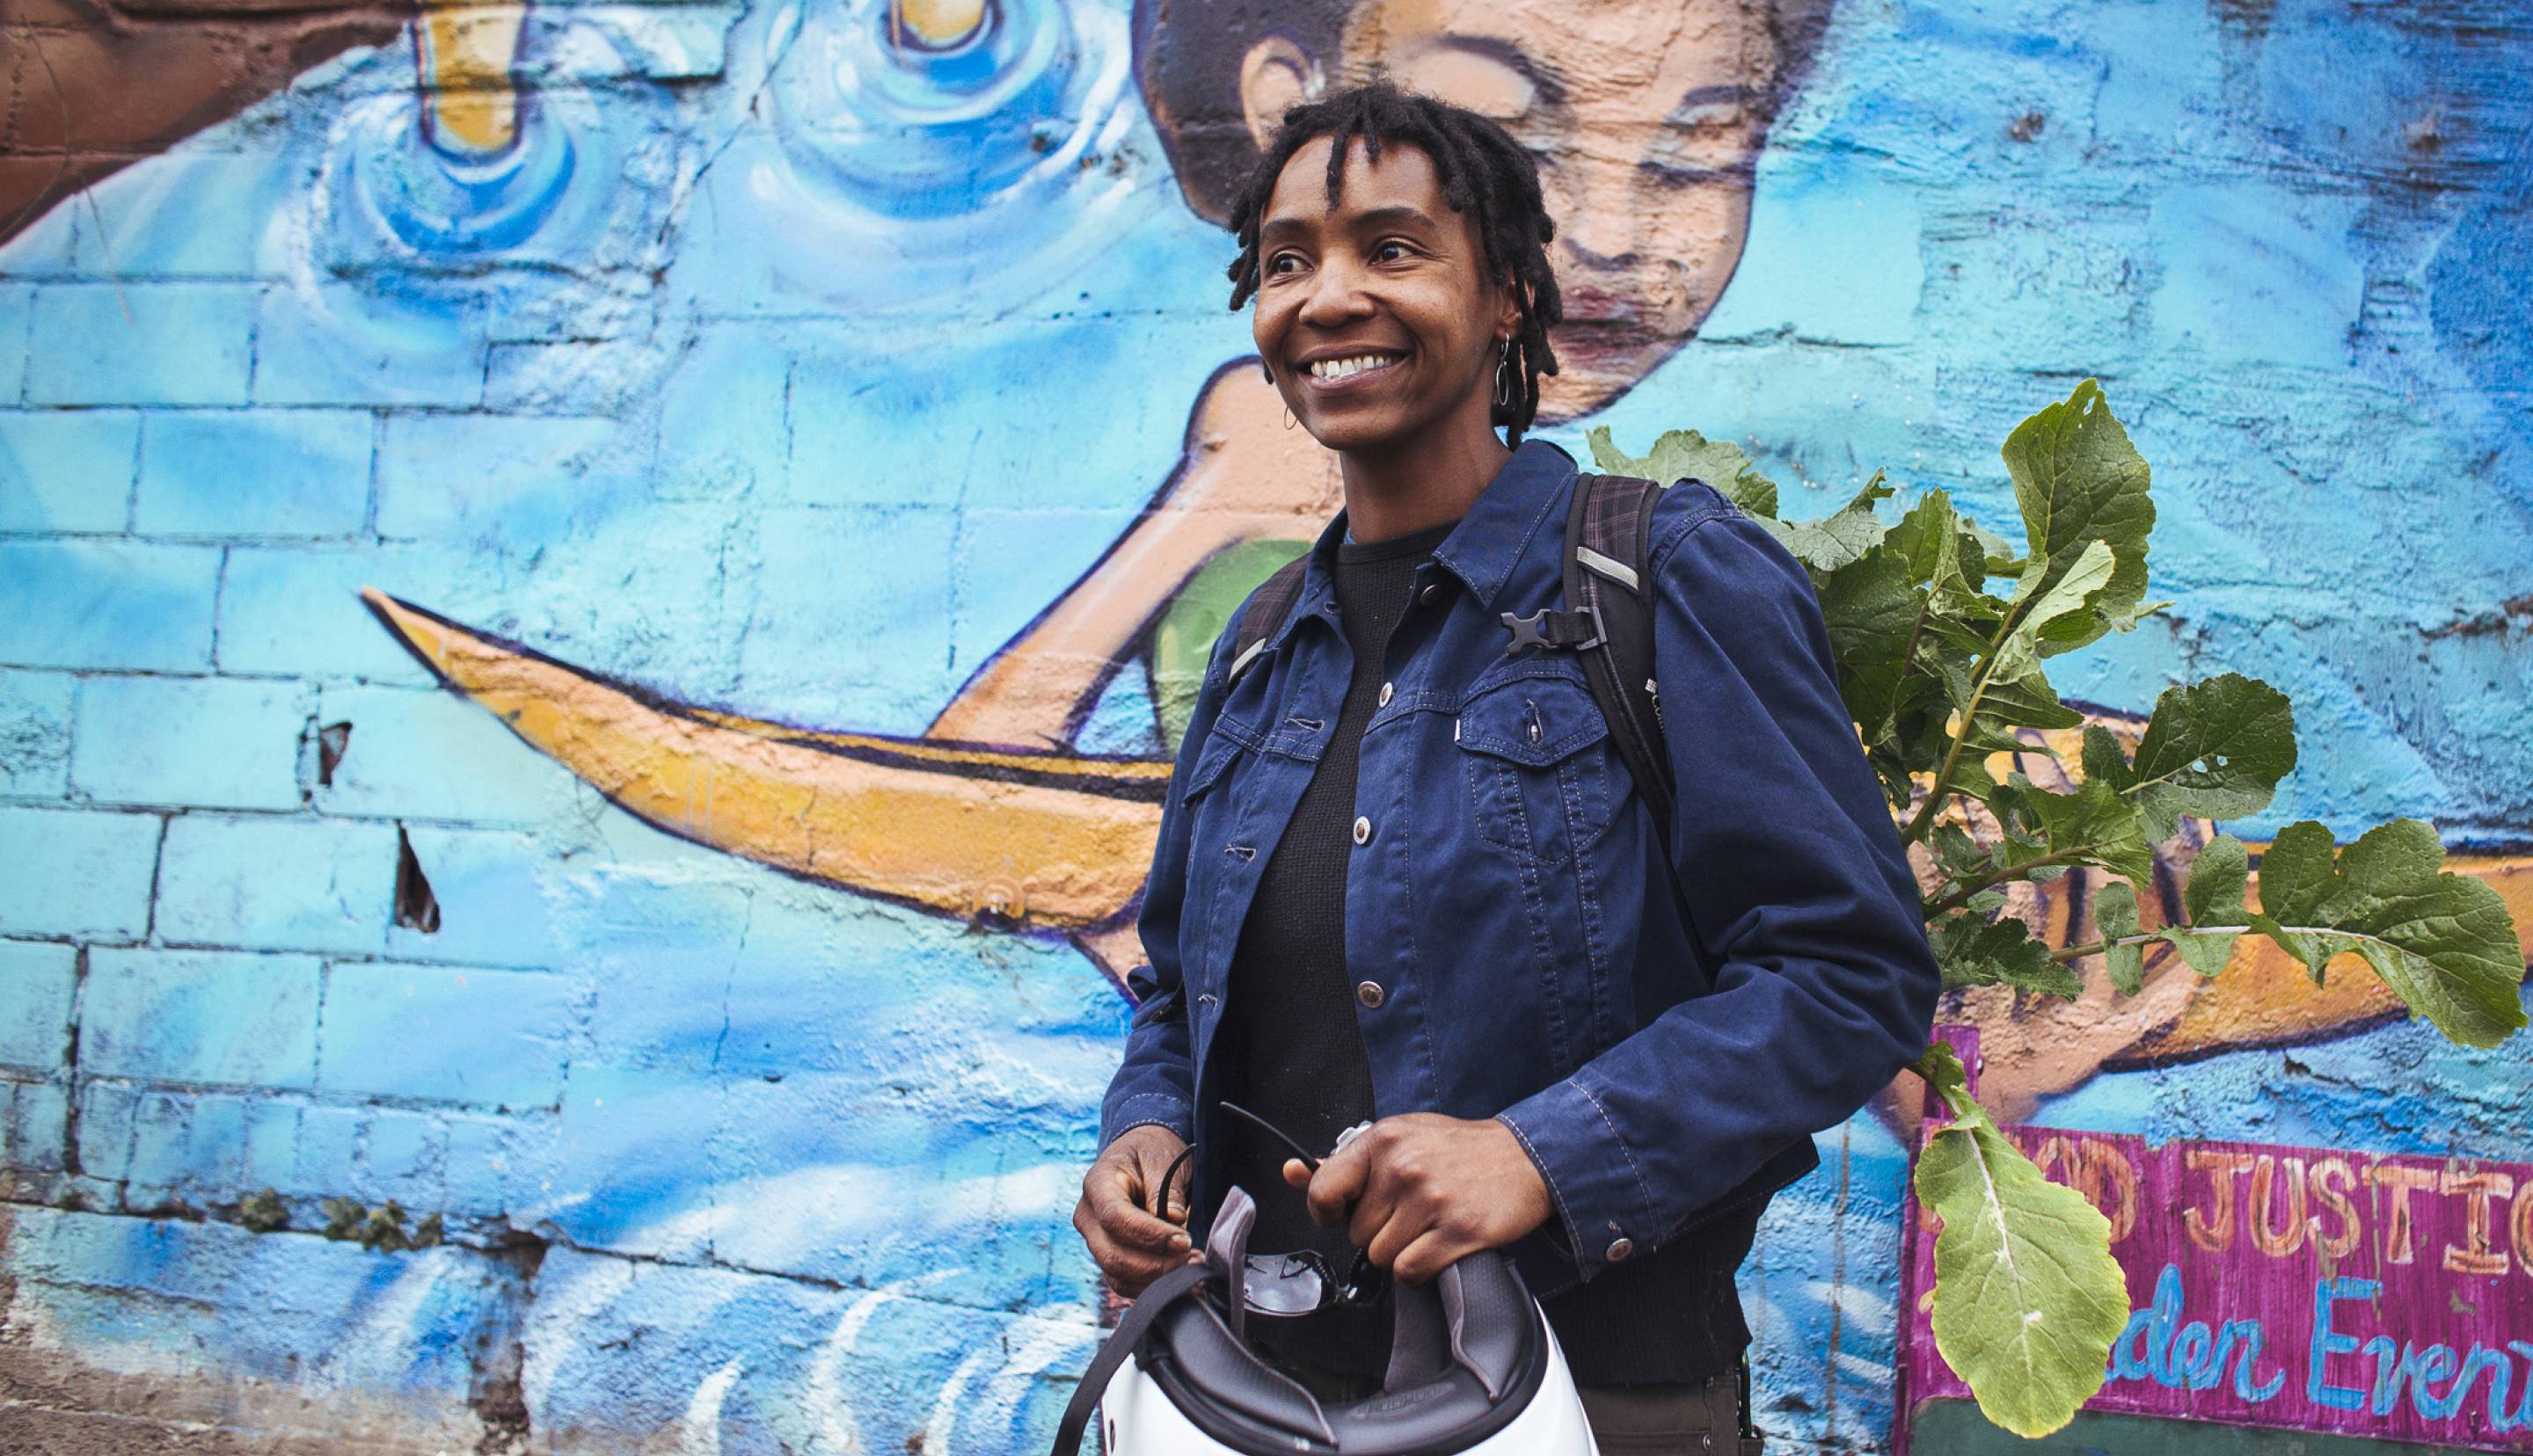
[1347,1,1770,419]
[1252,136,1522,455]
[1223,0,1775,422]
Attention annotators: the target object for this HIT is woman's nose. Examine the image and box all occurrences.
[1299,258,1374,325]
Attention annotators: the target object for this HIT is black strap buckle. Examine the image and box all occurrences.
[1499,598,1606,657]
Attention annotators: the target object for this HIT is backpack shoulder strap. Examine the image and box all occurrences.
[1224,553,1311,688]
[1563,472,1676,849]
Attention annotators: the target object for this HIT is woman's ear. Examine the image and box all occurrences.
[1239,35,1321,150]
[1495,273,1527,342]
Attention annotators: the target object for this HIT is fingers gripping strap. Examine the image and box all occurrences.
[1048,1260,1211,1456]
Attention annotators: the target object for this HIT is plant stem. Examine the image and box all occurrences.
[2050,927,2248,964]
[1925,848,2087,918]
[1900,601,2033,845]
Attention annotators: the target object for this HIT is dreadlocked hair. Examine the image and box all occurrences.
[1223,79,1563,446]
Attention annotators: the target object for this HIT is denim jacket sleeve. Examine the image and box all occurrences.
[1095,593,1252,1153]
[1496,498,1941,1278]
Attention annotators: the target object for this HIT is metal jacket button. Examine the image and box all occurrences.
[1420,583,1440,603]
[1352,815,1372,846]
[1355,980,1385,1009]
[1377,681,1393,707]
[1605,1236,1635,1263]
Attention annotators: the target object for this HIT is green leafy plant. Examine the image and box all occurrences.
[1592,380,2526,1438]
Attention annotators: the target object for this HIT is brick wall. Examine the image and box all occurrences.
[1,0,2528,1452]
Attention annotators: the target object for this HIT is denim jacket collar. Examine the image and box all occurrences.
[1257,437,1579,657]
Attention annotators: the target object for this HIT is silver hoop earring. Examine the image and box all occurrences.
[1493,339,1516,411]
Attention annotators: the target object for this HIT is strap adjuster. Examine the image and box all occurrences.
[1500,598,1606,656]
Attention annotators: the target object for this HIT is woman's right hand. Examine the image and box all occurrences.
[1075,1125,1201,1297]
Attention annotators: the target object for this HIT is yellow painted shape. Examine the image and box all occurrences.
[2145,853,2533,1059]
[417,3,526,156]
[362,589,1163,931]
[896,0,986,46]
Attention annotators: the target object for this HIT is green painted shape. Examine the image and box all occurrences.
[1148,539,1312,753]
[1909,1398,2481,1455]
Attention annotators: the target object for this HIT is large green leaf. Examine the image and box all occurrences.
[1814,544,1925,737]
[1999,379,2155,650]
[2249,820,2528,1047]
[2112,675,2298,841]
[1764,472,1897,572]
[1915,1041,2129,1438]
[1996,540,2116,684]
[1585,425,1779,519]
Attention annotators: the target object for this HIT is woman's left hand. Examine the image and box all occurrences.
[1281,1112,1554,1285]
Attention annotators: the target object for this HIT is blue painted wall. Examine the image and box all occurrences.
[0,0,2526,1450]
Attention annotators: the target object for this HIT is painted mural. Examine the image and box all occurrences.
[0,0,2527,1450]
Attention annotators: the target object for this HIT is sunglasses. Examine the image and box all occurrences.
[1145,1102,1388,1314]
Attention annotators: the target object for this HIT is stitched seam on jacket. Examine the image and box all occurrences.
[1569,1074,1660,1234]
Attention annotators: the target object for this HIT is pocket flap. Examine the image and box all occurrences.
[1178,713,1254,799]
[1454,673,1609,768]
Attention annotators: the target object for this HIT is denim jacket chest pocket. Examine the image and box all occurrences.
[1453,665,1618,869]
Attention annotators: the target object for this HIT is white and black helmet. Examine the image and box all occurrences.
[1055,1183,1598,1456]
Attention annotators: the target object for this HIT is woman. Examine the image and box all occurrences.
[1073,80,1939,1453]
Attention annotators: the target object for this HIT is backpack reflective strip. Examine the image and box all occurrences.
[1574,544,1639,593]
[1228,637,1268,683]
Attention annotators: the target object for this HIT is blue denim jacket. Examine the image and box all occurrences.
[1099,437,1940,1298]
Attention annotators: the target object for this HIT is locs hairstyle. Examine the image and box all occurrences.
[1131,0,1839,226]
[1223,81,1563,445]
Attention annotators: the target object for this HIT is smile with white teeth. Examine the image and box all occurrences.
[1306,352,1404,381]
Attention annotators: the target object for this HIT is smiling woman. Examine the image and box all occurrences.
[1071,78,1943,1455]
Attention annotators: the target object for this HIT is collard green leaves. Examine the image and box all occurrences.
[2248,820,2527,1048]
[1914,1041,2130,1438]
[1584,424,1778,519]
[2084,676,2298,841]
[1931,910,2084,999]
[2000,377,2157,652]
[1596,379,2524,1445]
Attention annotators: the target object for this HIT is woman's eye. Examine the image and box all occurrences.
[1266,253,1302,275]
[1373,241,1412,263]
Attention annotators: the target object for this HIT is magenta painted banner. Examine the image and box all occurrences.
[1898,1030,2533,1453]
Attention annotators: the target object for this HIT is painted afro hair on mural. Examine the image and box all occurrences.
[1219,79,1565,443]
[1129,0,1839,226]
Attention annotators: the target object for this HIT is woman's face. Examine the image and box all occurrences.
[1339,0,1773,421]
[1250,135,1518,456]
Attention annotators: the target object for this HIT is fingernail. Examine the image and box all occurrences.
[1169,1232,1190,1249]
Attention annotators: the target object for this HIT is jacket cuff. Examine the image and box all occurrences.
[1495,1074,1661,1282]
[1099,1095,1194,1152]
